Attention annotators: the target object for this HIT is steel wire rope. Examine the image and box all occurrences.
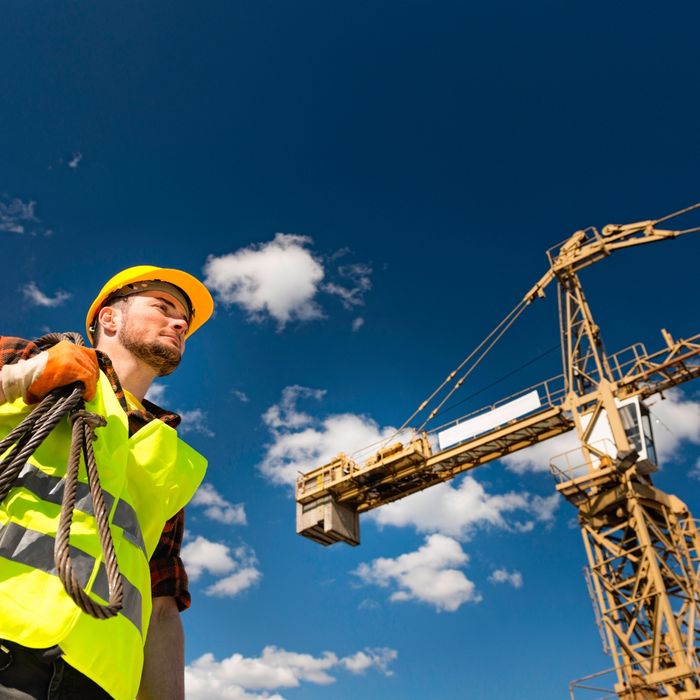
[651,201,700,226]
[376,298,530,451]
[415,299,530,433]
[432,342,561,422]
[0,332,124,619]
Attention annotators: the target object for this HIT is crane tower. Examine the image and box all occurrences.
[295,206,700,698]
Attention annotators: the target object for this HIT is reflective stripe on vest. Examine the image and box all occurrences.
[13,463,147,556]
[0,521,142,632]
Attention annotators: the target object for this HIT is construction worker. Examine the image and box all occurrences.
[0,266,214,699]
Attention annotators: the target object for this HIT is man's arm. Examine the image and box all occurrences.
[137,596,185,700]
[141,510,190,699]
[0,337,39,404]
[0,339,98,404]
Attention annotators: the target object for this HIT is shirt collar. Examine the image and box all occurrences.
[96,350,182,429]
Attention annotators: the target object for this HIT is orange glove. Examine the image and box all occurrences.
[22,341,100,404]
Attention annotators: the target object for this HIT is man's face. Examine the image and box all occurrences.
[117,291,190,376]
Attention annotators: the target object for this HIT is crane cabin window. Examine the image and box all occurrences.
[641,405,657,466]
[619,403,643,453]
[618,398,658,472]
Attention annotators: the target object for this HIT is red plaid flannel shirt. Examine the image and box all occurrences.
[0,336,192,611]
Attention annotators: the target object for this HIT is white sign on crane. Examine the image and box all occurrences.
[437,390,541,450]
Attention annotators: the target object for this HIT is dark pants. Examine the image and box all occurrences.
[0,642,112,699]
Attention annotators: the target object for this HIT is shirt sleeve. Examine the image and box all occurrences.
[149,508,191,612]
[0,337,41,368]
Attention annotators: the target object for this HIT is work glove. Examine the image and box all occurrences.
[0,340,99,404]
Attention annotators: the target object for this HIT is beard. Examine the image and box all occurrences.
[118,321,182,377]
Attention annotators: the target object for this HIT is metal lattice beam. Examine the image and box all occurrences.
[579,479,700,697]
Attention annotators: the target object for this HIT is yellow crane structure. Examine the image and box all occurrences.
[295,204,700,699]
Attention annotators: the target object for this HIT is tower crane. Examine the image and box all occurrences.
[295,204,700,699]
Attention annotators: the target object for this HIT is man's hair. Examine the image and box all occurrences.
[92,296,133,345]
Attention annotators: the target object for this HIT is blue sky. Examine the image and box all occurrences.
[2,2,700,698]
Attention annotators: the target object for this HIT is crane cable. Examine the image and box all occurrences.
[415,299,530,432]
[437,342,560,421]
[652,200,700,227]
[385,297,531,446]
[0,332,124,620]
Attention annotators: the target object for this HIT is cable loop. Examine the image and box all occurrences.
[68,409,107,432]
[0,333,123,619]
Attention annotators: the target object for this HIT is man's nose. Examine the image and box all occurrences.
[172,317,189,335]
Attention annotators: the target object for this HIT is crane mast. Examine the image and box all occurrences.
[295,207,700,698]
[544,223,700,698]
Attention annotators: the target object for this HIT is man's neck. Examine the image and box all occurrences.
[96,343,157,403]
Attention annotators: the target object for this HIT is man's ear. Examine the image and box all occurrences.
[97,305,120,335]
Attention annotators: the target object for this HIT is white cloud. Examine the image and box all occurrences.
[22,281,71,307]
[231,389,250,403]
[185,645,397,700]
[530,493,560,522]
[68,152,83,168]
[259,386,397,486]
[206,567,262,597]
[145,394,218,438]
[340,647,397,675]
[352,317,365,332]
[144,383,167,404]
[204,234,325,328]
[501,429,581,474]
[261,413,392,486]
[179,408,215,437]
[370,475,559,539]
[181,536,261,598]
[488,568,523,588]
[186,677,282,700]
[690,457,700,480]
[262,385,326,431]
[0,197,38,234]
[353,534,481,612]
[203,237,374,329]
[192,483,247,525]
[181,536,237,581]
[502,390,700,474]
[323,262,373,310]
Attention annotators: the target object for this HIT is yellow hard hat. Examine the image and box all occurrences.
[86,265,214,343]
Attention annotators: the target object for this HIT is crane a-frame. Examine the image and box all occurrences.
[295,204,700,699]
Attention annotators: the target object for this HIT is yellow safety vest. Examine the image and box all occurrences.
[0,373,207,700]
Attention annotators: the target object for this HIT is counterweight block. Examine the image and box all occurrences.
[296,495,360,546]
